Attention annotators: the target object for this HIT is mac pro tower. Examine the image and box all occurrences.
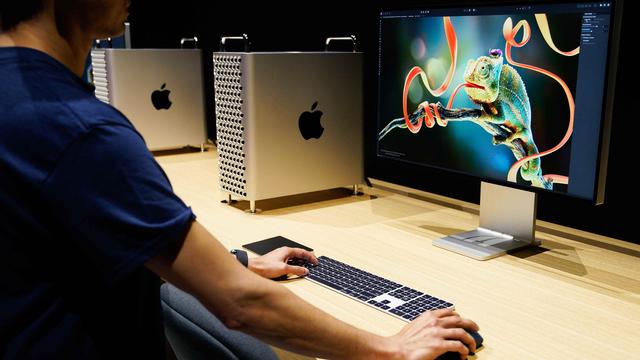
[91,49,208,151]
[212,52,363,212]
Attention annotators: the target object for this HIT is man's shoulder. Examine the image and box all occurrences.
[7,87,136,149]
[60,90,134,130]
[5,68,131,130]
[0,65,140,184]
[7,50,134,132]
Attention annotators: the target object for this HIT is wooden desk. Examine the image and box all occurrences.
[157,151,640,360]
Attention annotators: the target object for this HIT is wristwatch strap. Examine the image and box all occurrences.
[230,249,248,267]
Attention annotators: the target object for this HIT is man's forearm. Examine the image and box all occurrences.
[146,221,400,360]
[228,275,400,359]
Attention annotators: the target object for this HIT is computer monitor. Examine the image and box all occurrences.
[371,1,622,259]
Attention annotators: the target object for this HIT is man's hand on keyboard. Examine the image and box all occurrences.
[389,308,479,360]
[248,246,319,279]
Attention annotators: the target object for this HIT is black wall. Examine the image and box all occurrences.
[127,0,635,243]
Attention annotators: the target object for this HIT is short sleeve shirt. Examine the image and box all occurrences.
[0,47,195,358]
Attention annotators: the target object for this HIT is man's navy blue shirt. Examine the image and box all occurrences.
[0,47,195,358]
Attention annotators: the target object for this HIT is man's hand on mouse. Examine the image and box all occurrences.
[388,308,479,360]
[248,246,319,279]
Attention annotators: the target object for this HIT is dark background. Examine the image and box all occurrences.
[127,0,635,244]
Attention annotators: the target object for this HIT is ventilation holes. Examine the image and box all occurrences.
[213,55,246,197]
[90,49,110,104]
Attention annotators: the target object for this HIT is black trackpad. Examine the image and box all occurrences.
[243,236,313,255]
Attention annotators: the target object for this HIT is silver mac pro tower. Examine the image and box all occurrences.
[212,52,364,212]
[91,49,208,151]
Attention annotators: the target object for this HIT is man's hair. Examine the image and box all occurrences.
[0,0,45,31]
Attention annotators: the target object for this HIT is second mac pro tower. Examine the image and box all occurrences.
[212,52,363,212]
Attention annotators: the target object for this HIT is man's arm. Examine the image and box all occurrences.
[146,221,478,360]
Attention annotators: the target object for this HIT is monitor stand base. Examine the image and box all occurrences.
[433,228,536,260]
[433,182,539,260]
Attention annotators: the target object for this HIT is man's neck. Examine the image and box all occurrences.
[0,12,91,77]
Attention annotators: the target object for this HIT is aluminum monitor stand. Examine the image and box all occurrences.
[433,182,539,260]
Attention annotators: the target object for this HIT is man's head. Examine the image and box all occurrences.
[0,0,129,39]
[0,1,44,31]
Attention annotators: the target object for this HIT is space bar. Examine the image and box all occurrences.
[307,275,343,291]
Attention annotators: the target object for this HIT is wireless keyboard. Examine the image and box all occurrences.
[303,256,453,321]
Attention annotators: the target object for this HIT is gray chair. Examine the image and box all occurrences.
[160,283,278,360]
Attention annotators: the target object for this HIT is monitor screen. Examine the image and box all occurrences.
[375,1,619,202]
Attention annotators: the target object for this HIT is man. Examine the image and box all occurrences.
[0,1,479,359]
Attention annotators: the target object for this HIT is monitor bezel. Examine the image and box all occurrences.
[365,0,623,205]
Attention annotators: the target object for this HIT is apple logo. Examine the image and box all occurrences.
[151,83,172,110]
[298,101,324,140]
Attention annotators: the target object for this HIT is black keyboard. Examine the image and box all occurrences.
[304,256,453,322]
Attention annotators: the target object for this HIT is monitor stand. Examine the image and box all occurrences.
[433,182,539,260]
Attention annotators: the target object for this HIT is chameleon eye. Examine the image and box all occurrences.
[477,63,490,78]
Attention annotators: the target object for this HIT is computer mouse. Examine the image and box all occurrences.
[435,330,483,360]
